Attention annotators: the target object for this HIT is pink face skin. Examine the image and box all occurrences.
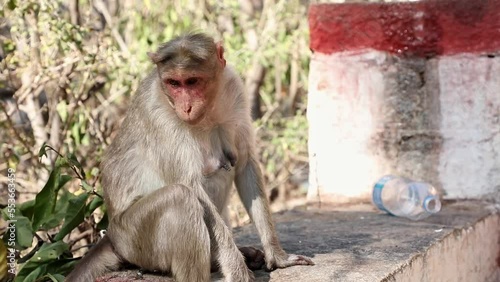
[164,74,210,124]
[163,43,226,125]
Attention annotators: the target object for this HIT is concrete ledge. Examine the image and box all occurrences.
[388,208,499,281]
[96,201,499,281]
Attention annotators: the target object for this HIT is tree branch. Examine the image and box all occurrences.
[69,0,81,25]
[93,0,130,57]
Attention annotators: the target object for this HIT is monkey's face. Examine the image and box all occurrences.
[162,72,216,125]
[149,35,226,125]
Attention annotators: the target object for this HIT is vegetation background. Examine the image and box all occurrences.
[0,0,313,280]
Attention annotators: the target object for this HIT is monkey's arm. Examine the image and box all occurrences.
[235,154,314,270]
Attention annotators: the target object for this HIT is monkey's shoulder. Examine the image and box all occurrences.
[134,71,158,96]
[220,66,245,99]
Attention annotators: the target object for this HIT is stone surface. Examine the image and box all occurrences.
[236,201,499,282]
[437,56,500,199]
[389,209,499,282]
[307,1,500,204]
[309,0,500,56]
[307,51,441,204]
[95,201,499,282]
[307,50,500,203]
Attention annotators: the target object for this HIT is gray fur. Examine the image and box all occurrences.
[66,34,313,282]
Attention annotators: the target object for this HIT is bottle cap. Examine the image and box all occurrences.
[423,196,441,214]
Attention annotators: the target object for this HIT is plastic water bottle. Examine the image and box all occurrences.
[372,175,442,221]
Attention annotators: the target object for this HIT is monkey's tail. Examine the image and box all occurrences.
[65,235,121,282]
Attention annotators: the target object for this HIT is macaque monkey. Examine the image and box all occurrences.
[66,33,313,282]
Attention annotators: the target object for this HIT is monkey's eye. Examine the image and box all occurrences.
[185,78,198,86]
[166,79,180,87]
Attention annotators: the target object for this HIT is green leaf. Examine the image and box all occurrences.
[2,216,33,250]
[54,156,69,169]
[29,241,68,263]
[46,259,77,277]
[54,190,73,211]
[18,199,35,219]
[16,241,69,282]
[32,170,72,231]
[45,273,65,282]
[7,0,16,10]
[59,175,73,186]
[86,196,103,216]
[170,9,178,22]
[14,216,34,249]
[68,154,85,179]
[56,101,68,123]
[81,181,93,192]
[42,215,66,231]
[81,133,90,146]
[16,257,75,281]
[41,190,74,230]
[54,193,89,241]
[90,167,100,177]
[71,124,81,146]
[15,264,46,282]
[38,143,49,158]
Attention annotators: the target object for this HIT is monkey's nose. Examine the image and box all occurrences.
[186,106,192,114]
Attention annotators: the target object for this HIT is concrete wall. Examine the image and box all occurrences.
[307,0,500,205]
[391,213,500,282]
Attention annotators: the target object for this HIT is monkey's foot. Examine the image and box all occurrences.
[239,246,266,270]
[210,247,264,273]
[265,253,315,271]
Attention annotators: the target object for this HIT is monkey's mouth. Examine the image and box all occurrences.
[181,111,205,125]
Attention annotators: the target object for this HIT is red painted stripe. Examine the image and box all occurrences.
[309,0,500,56]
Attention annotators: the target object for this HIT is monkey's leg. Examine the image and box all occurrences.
[65,236,121,282]
[108,184,211,282]
[191,185,255,282]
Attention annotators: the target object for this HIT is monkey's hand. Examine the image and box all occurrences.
[239,246,265,270]
[223,149,237,167]
[219,150,237,172]
[264,250,314,271]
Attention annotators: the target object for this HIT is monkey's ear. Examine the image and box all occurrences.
[147,52,160,64]
[216,42,226,68]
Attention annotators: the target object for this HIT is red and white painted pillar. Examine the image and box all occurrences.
[307,0,500,206]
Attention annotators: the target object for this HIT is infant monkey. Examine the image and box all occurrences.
[66,33,313,282]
